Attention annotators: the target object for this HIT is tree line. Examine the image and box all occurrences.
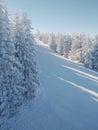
[0,0,38,117]
[36,30,98,71]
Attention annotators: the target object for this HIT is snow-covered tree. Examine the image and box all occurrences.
[85,49,93,69]
[12,12,38,99]
[92,43,98,71]
[56,33,64,55]
[43,33,50,44]
[77,33,90,63]
[0,1,22,117]
[21,12,39,96]
[68,33,81,61]
[85,38,98,71]
[35,29,41,40]
[48,33,57,51]
[63,34,71,58]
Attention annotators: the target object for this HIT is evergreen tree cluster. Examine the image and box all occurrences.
[36,30,98,71]
[0,0,38,117]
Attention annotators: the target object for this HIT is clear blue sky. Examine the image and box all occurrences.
[4,0,98,34]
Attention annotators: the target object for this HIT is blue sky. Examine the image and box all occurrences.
[4,0,98,34]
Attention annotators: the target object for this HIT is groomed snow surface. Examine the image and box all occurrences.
[1,41,98,130]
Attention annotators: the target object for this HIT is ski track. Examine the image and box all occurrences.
[1,41,98,130]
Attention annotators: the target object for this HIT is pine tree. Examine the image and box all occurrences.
[35,29,40,40]
[69,33,81,61]
[77,34,90,63]
[85,35,98,71]
[56,33,64,55]
[0,0,22,117]
[63,34,71,58]
[48,33,56,51]
[21,12,39,96]
[90,43,98,71]
[12,12,38,99]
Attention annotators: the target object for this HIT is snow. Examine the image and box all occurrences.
[1,41,98,130]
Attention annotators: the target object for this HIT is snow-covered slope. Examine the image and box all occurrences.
[1,41,98,130]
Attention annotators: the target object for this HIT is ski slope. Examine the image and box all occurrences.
[1,41,98,130]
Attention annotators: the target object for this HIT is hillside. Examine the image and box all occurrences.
[1,41,98,130]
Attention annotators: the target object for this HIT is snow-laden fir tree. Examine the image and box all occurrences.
[12,12,38,99]
[0,0,22,117]
[77,34,91,63]
[56,33,64,55]
[21,12,39,96]
[85,35,98,71]
[63,34,71,58]
[42,33,49,44]
[93,37,98,71]
[35,29,41,40]
[85,49,93,69]
[68,33,81,61]
[48,33,57,51]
